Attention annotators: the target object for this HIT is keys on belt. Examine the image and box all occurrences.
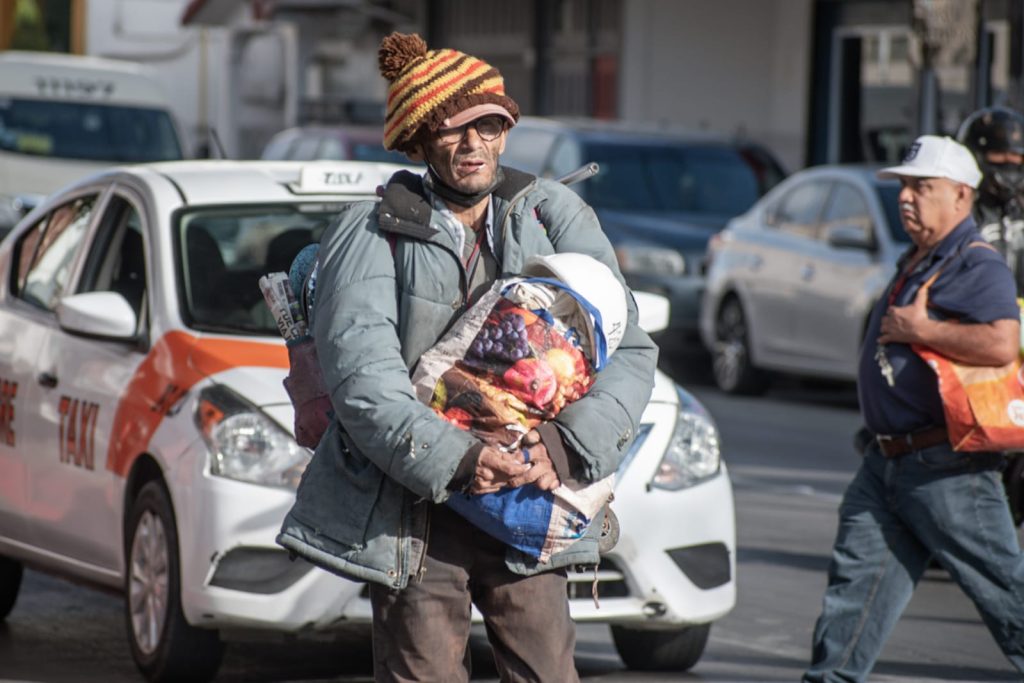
[875,426,949,458]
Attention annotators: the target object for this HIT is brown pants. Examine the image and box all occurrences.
[369,504,580,682]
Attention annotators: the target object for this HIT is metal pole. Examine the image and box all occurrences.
[973,0,991,108]
[913,0,939,136]
[918,65,939,135]
[533,0,552,115]
[1010,0,1024,107]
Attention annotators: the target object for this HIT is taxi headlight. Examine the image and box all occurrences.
[194,385,310,489]
[649,388,721,491]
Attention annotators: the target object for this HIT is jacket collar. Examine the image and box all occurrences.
[377,167,536,241]
[931,215,978,262]
[377,170,437,240]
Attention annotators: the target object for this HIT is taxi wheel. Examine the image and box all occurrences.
[0,555,22,620]
[611,623,710,671]
[712,298,768,395]
[125,481,224,683]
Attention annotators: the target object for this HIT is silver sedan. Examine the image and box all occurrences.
[699,166,908,394]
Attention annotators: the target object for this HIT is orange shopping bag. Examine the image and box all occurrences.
[907,261,1024,452]
[914,345,1024,451]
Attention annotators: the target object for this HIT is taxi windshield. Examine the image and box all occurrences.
[177,205,341,335]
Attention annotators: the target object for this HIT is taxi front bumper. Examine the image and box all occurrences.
[172,443,371,633]
[568,467,736,626]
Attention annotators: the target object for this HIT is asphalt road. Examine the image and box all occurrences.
[1,355,1021,682]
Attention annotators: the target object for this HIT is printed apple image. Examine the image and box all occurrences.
[502,358,557,408]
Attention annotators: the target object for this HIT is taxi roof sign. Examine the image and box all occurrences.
[291,163,385,195]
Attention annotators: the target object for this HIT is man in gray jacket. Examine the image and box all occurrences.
[277,32,658,682]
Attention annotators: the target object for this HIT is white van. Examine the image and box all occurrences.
[0,51,185,235]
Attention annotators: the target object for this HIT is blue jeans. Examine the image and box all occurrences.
[804,441,1024,682]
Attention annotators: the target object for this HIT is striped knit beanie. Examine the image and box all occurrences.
[379,32,520,152]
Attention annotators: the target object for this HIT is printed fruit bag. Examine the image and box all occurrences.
[411,277,615,563]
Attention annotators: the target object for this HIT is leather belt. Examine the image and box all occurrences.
[875,426,949,458]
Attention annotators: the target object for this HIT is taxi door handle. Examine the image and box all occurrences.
[800,263,815,281]
[38,371,58,388]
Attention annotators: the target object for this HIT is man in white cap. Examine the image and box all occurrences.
[803,135,1024,681]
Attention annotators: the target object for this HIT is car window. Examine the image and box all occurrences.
[260,130,297,160]
[177,204,343,335]
[289,135,323,161]
[319,136,346,160]
[770,181,830,239]
[821,182,874,245]
[349,142,413,165]
[0,98,182,162]
[738,144,787,194]
[876,183,911,243]
[14,195,98,311]
[547,136,582,181]
[580,142,761,217]
[77,195,147,325]
[502,127,560,175]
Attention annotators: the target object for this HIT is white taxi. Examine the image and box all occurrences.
[0,160,735,681]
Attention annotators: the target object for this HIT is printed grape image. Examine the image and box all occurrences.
[469,312,531,363]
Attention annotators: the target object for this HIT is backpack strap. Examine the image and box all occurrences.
[922,240,1002,290]
[968,239,999,254]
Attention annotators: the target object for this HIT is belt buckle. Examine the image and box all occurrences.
[875,432,910,457]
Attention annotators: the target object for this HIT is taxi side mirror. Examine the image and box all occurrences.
[57,292,138,341]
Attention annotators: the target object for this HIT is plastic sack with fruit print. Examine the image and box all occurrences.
[410,253,628,564]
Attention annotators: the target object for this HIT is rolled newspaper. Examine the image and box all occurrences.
[259,272,307,342]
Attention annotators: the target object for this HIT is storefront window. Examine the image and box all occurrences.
[828,21,1008,164]
[8,0,72,53]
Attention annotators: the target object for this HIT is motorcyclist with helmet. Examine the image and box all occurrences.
[958,105,1024,294]
[958,105,1024,528]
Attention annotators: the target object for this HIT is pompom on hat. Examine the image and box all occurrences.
[378,32,519,152]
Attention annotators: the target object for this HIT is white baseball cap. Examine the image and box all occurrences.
[877,135,982,188]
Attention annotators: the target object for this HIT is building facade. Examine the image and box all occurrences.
[6,0,1024,169]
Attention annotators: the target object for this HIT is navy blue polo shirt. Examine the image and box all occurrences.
[858,216,1019,435]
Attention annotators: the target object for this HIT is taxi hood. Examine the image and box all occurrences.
[648,368,680,405]
[178,333,291,408]
[208,366,291,409]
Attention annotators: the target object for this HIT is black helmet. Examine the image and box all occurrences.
[957,106,1024,204]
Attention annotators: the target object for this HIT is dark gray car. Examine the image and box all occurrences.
[504,117,785,349]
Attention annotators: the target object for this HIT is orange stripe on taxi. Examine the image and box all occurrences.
[106,331,288,476]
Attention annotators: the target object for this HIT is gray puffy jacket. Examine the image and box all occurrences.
[276,167,658,588]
